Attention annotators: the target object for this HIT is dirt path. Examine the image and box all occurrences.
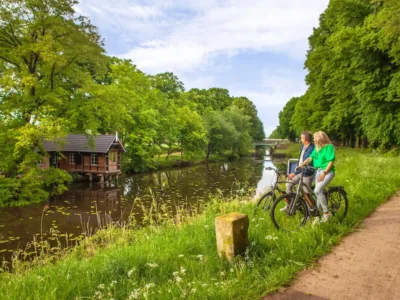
[264,193,400,300]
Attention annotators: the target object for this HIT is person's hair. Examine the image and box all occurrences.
[314,131,331,151]
[301,131,312,142]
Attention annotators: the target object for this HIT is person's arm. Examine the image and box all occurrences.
[300,157,312,167]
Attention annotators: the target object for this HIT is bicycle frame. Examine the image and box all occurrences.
[287,167,316,216]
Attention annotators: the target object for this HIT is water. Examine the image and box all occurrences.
[0,157,278,261]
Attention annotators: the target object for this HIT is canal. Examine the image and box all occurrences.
[0,156,281,262]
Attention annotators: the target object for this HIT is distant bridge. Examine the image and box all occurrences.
[253,139,288,146]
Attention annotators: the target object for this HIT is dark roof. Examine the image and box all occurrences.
[42,134,126,153]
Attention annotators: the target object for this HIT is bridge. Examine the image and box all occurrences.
[253,139,288,146]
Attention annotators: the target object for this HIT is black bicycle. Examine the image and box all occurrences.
[255,166,291,212]
[270,166,348,231]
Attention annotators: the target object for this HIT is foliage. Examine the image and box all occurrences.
[0,0,265,203]
[276,0,400,148]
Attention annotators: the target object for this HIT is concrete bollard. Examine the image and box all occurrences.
[215,213,249,261]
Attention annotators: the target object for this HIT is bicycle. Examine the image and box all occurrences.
[270,166,348,231]
[255,166,292,212]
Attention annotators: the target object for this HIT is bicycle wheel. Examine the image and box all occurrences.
[327,187,348,220]
[270,194,309,231]
[255,191,276,212]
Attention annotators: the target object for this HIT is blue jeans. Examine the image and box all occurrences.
[314,170,335,213]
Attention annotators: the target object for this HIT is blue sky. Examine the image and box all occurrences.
[76,0,329,136]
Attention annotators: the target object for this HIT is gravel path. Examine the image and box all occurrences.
[263,193,400,300]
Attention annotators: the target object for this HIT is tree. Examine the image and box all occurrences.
[0,0,109,203]
[232,96,265,141]
[277,96,298,141]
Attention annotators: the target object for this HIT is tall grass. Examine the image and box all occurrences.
[0,149,399,299]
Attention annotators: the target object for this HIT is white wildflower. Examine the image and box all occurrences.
[98,284,105,290]
[146,262,158,268]
[230,268,234,273]
[178,254,184,258]
[220,271,225,277]
[180,266,186,275]
[197,254,204,261]
[191,288,197,294]
[127,269,134,278]
[145,283,155,289]
[128,289,141,299]
[175,276,182,283]
[265,235,273,240]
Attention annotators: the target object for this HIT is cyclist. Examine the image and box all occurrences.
[283,131,315,211]
[300,131,335,223]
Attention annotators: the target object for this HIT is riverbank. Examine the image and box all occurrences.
[271,142,300,159]
[1,148,400,299]
[151,151,253,171]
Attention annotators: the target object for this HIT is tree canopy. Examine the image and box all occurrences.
[273,0,400,149]
[0,0,265,205]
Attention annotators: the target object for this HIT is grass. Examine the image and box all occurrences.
[1,148,400,299]
[154,150,253,170]
[273,142,301,158]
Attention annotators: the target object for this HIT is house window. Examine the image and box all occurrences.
[109,152,117,162]
[69,153,76,164]
[37,160,44,166]
[91,154,98,165]
[51,154,58,165]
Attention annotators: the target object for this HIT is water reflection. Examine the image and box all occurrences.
[0,158,277,261]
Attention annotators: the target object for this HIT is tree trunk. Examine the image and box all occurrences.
[355,135,360,148]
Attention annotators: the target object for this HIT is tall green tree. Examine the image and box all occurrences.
[0,0,109,203]
[232,96,265,141]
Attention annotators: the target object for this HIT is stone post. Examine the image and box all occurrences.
[215,213,249,261]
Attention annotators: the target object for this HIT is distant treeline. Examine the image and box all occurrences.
[0,0,264,205]
[271,0,400,149]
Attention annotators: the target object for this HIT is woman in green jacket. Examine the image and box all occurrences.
[301,131,335,223]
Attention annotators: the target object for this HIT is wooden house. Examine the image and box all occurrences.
[39,133,126,182]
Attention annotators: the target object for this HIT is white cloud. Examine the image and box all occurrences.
[77,0,329,73]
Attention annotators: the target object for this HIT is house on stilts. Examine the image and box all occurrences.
[38,133,125,183]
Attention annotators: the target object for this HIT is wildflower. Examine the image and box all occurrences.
[220,271,225,277]
[265,235,273,240]
[173,271,179,277]
[191,288,197,294]
[128,289,140,299]
[230,268,234,273]
[127,269,134,278]
[175,276,182,283]
[201,283,208,287]
[98,283,105,290]
[109,280,117,288]
[145,283,155,289]
[178,254,184,258]
[146,262,159,268]
[180,266,186,275]
[197,254,204,261]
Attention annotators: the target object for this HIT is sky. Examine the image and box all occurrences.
[76,0,330,137]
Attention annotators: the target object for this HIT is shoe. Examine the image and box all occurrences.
[312,217,320,226]
[280,205,289,212]
[321,213,331,223]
